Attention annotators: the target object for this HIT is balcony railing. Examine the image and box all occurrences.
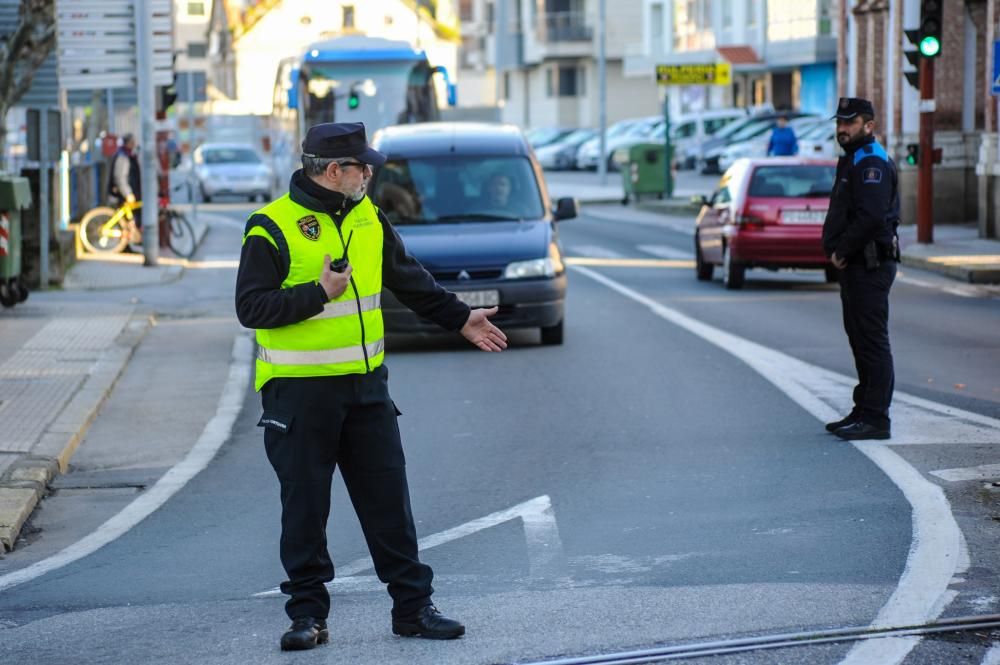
[536,11,592,43]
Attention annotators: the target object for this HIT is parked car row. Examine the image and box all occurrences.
[528,107,750,172]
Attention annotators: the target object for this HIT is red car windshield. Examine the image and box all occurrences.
[748,165,836,198]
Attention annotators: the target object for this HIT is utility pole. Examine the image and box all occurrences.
[597,0,607,185]
[135,0,159,265]
[917,56,934,244]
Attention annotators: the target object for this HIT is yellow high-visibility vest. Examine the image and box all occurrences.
[244,194,385,391]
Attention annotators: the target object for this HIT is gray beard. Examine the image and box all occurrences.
[349,189,366,202]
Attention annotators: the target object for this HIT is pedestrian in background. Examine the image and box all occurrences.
[822,98,900,441]
[235,121,508,651]
[767,115,799,157]
[107,133,141,239]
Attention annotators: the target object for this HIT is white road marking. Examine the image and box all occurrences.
[566,244,624,259]
[930,464,1000,482]
[896,273,997,299]
[0,333,253,593]
[253,494,564,598]
[583,206,695,236]
[570,265,976,665]
[637,244,694,260]
[982,643,1000,665]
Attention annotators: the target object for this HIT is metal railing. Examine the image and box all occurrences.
[536,11,592,43]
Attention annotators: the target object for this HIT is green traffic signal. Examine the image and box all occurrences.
[919,35,941,57]
[348,92,359,109]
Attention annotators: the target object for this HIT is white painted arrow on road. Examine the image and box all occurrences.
[253,494,565,598]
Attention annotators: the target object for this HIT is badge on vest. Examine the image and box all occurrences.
[297,215,321,240]
[862,167,882,184]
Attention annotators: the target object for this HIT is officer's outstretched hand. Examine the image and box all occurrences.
[461,307,508,352]
[320,254,352,300]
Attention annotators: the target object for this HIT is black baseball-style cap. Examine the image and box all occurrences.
[301,122,386,166]
[832,97,875,120]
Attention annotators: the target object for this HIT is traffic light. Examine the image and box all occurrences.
[918,0,943,58]
[347,90,360,110]
[906,143,919,166]
[903,29,921,90]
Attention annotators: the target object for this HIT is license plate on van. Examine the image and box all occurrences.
[782,209,826,224]
[455,290,500,307]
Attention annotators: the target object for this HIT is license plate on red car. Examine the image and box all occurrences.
[781,209,826,224]
[455,290,500,307]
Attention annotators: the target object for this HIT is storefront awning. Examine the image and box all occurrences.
[716,46,761,65]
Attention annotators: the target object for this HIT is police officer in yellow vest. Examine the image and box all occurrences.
[235,122,507,651]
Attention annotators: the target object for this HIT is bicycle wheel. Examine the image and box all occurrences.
[79,207,129,254]
[164,209,197,259]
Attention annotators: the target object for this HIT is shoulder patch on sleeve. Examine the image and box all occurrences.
[862,167,883,184]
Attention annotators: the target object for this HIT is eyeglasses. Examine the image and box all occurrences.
[338,161,372,172]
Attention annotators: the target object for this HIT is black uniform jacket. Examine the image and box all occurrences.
[235,170,471,332]
[822,135,899,260]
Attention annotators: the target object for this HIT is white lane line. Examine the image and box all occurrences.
[637,244,694,260]
[930,464,1000,482]
[566,244,625,259]
[982,643,1000,665]
[0,332,253,593]
[896,273,996,299]
[570,265,970,665]
[253,494,564,598]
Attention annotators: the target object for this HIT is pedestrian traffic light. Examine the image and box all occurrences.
[347,91,360,110]
[918,0,943,58]
[906,143,919,166]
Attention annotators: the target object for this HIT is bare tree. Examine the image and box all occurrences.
[0,0,56,170]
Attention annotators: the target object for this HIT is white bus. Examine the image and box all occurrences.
[270,35,453,182]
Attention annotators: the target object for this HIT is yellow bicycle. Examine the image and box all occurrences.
[78,199,196,258]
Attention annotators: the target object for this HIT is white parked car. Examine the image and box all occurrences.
[575,117,659,170]
[193,143,274,203]
[798,121,840,159]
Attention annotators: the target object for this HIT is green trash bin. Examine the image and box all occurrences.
[0,173,34,308]
[619,143,672,204]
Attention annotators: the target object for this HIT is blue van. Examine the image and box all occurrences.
[370,123,578,345]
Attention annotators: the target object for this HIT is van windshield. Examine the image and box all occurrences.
[370,155,545,224]
[748,165,837,198]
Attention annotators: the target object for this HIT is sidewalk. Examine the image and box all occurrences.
[0,212,212,551]
[898,224,1000,284]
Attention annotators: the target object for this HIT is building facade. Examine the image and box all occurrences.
[628,0,838,118]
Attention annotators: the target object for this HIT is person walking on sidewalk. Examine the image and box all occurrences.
[822,97,900,441]
[235,122,507,651]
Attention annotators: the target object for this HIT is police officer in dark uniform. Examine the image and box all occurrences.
[822,98,900,441]
[235,122,508,650]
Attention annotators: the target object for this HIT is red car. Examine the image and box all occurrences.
[693,157,839,289]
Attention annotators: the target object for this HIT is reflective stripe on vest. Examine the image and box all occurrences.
[311,293,381,321]
[257,339,385,366]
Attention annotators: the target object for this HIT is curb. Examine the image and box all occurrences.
[0,314,152,551]
[900,254,1000,284]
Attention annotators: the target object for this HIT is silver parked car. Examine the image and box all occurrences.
[193,143,274,203]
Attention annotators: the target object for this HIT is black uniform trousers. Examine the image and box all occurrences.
[259,365,434,621]
[838,260,896,429]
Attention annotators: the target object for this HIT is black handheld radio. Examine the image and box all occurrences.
[330,231,354,273]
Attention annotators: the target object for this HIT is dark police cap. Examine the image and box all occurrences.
[832,97,875,120]
[301,122,386,166]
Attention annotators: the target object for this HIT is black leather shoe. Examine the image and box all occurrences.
[392,605,465,640]
[280,617,329,651]
[825,413,859,433]
[834,421,890,441]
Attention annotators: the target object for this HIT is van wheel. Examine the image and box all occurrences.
[722,245,745,290]
[695,234,713,281]
[541,320,564,345]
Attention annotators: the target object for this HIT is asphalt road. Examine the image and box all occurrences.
[0,200,998,665]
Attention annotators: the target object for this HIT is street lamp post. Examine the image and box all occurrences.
[597,0,607,185]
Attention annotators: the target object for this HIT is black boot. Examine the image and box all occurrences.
[392,605,465,640]
[825,412,859,433]
[280,617,329,651]
[834,421,891,441]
